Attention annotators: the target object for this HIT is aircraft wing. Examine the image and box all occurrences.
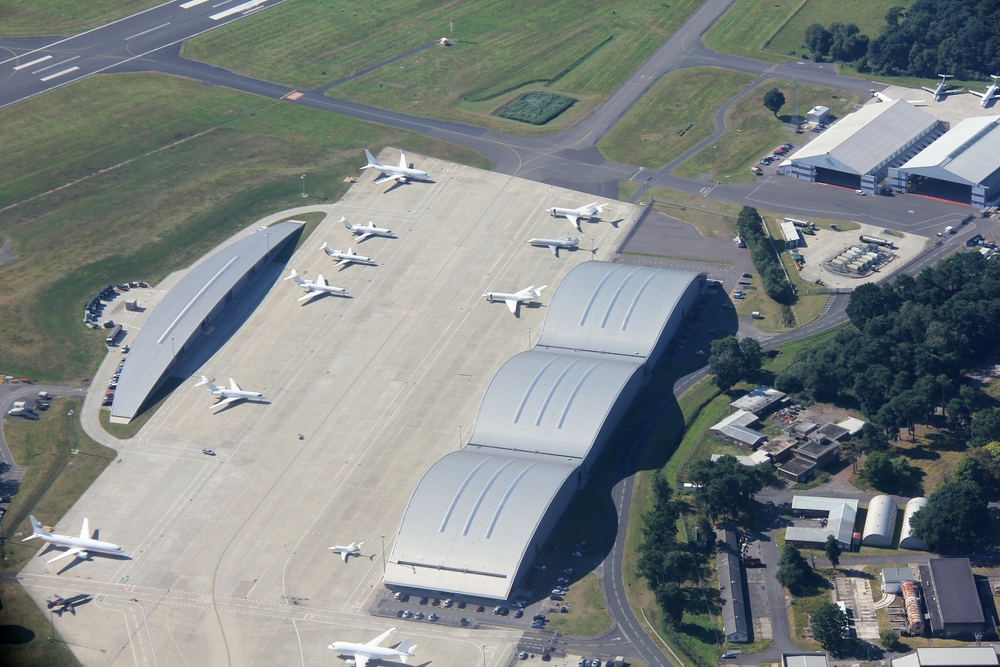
[566,214,581,231]
[230,378,242,391]
[547,244,559,256]
[340,550,349,562]
[921,86,937,94]
[80,515,89,540]
[374,174,397,185]
[367,627,395,647]
[353,656,370,667]
[505,299,518,314]
[211,396,242,409]
[335,258,350,267]
[970,90,985,98]
[47,548,85,564]
[356,232,373,242]
[297,291,323,303]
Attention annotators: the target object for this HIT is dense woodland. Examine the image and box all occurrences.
[803,0,1000,79]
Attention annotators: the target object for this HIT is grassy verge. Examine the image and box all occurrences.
[674,81,864,183]
[183,0,705,133]
[702,0,801,63]
[0,73,488,383]
[619,181,640,202]
[598,67,757,168]
[0,0,160,37]
[0,580,81,667]
[547,574,612,637]
[764,0,915,60]
[786,567,835,650]
[2,398,116,572]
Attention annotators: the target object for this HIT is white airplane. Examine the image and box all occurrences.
[361,149,429,185]
[284,269,349,303]
[320,242,377,268]
[22,515,125,564]
[483,285,547,314]
[329,627,417,667]
[922,74,961,102]
[195,376,266,410]
[329,541,363,562]
[548,201,605,231]
[971,75,1000,107]
[342,217,396,242]
[528,234,584,257]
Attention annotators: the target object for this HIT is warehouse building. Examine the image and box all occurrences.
[893,647,1000,667]
[782,100,944,194]
[918,558,986,637]
[718,527,749,643]
[386,263,703,600]
[861,495,897,547]
[880,567,915,595]
[898,497,929,550]
[889,115,1000,207]
[730,386,786,415]
[786,496,858,548]
[710,410,767,448]
[110,222,302,423]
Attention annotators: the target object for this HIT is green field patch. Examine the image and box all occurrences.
[674,80,864,184]
[0,580,81,667]
[598,67,757,169]
[702,0,800,63]
[547,574,612,637]
[0,0,160,37]
[0,73,488,382]
[183,0,705,132]
[497,92,577,125]
[764,0,915,59]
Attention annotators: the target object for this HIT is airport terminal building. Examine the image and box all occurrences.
[385,262,702,599]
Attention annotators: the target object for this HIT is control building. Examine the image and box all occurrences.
[385,262,702,599]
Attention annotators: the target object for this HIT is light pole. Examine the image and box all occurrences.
[300,173,307,198]
[170,336,175,357]
[481,644,487,667]
[526,327,531,349]
[638,166,646,204]
[380,534,386,577]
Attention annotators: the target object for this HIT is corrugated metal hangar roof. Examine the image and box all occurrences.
[790,100,938,176]
[110,223,302,422]
[900,115,1000,185]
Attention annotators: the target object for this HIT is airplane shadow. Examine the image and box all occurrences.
[212,398,271,415]
[50,552,133,576]
[54,598,93,616]
[301,294,353,306]
[606,218,624,229]
[381,179,436,195]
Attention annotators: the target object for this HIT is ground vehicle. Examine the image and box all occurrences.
[514,609,523,618]
[419,597,428,605]
[542,654,551,661]
[549,594,563,601]
[722,653,737,659]
[442,599,452,607]
[476,605,485,612]
[855,189,866,195]
[429,613,439,622]
[414,612,424,620]
[533,614,547,621]
[532,621,544,628]
[945,225,955,234]
[203,449,216,456]
[459,617,469,625]
[37,391,51,400]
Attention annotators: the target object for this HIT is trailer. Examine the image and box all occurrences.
[859,235,893,247]
[105,323,122,346]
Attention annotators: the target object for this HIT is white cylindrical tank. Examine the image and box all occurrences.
[862,494,897,547]
[899,497,929,550]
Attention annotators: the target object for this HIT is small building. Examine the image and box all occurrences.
[918,558,986,637]
[780,220,802,249]
[711,451,772,466]
[835,417,866,436]
[880,567,915,595]
[812,423,850,444]
[794,439,841,467]
[794,421,818,437]
[785,496,859,548]
[710,410,767,449]
[778,457,818,483]
[783,652,831,667]
[730,386,786,415]
[125,298,137,312]
[899,497,929,550]
[862,495,897,547]
[717,527,749,643]
[806,105,830,125]
[759,435,798,462]
[892,647,1000,667]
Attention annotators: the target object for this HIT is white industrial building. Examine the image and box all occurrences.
[892,646,1000,667]
[386,262,703,600]
[780,220,801,249]
[782,100,944,194]
[899,497,929,550]
[861,494,897,547]
[889,115,1000,207]
[786,496,858,549]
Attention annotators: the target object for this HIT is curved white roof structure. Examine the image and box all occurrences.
[386,262,702,599]
[862,494,897,547]
[900,116,1000,186]
[110,222,302,422]
[899,497,929,550]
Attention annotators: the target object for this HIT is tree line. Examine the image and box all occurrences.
[736,206,791,303]
[803,1,1000,80]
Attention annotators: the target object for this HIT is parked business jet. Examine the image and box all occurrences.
[320,242,377,268]
[548,202,604,231]
[329,627,417,667]
[922,74,961,101]
[285,269,349,303]
[342,217,396,242]
[329,542,363,562]
[361,149,429,185]
[22,515,125,564]
[528,234,584,257]
[483,285,547,314]
[195,376,266,410]
[971,75,1000,107]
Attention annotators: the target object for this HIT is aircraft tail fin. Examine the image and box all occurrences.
[398,150,407,169]
[534,285,548,297]
[340,216,353,230]
[397,639,415,660]
[24,515,44,540]
[361,149,381,169]
[285,269,306,285]
[196,375,220,393]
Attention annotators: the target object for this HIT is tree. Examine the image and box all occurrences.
[655,583,685,629]
[970,407,1000,447]
[775,544,810,593]
[824,535,842,568]
[709,336,764,390]
[739,338,763,376]
[696,515,715,550]
[862,451,917,494]
[910,480,992,553]
[846,282,886,327]
[951,454,991,489]
[804,23,833,59]
[879,629,901,650]
[763,88,786,118]
[689,455,766,521]
[811,602,848,650]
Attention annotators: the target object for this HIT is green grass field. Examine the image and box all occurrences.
[0,73,487,383]
[0,0,160,37]
[674,80,864,183]
[183,0,705,132]
[598,67,758,169]
[0,581,81,667]
[703,0,913,63]
[547,574,612,637]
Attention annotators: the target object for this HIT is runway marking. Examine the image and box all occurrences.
[180,0,212,6]
[125,22,171,41]
[32,55,79,74]
[210,0,267,20]
[13,55,51,70]
[40,66,80,82]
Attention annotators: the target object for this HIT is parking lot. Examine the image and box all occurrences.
[793,222,927,289]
